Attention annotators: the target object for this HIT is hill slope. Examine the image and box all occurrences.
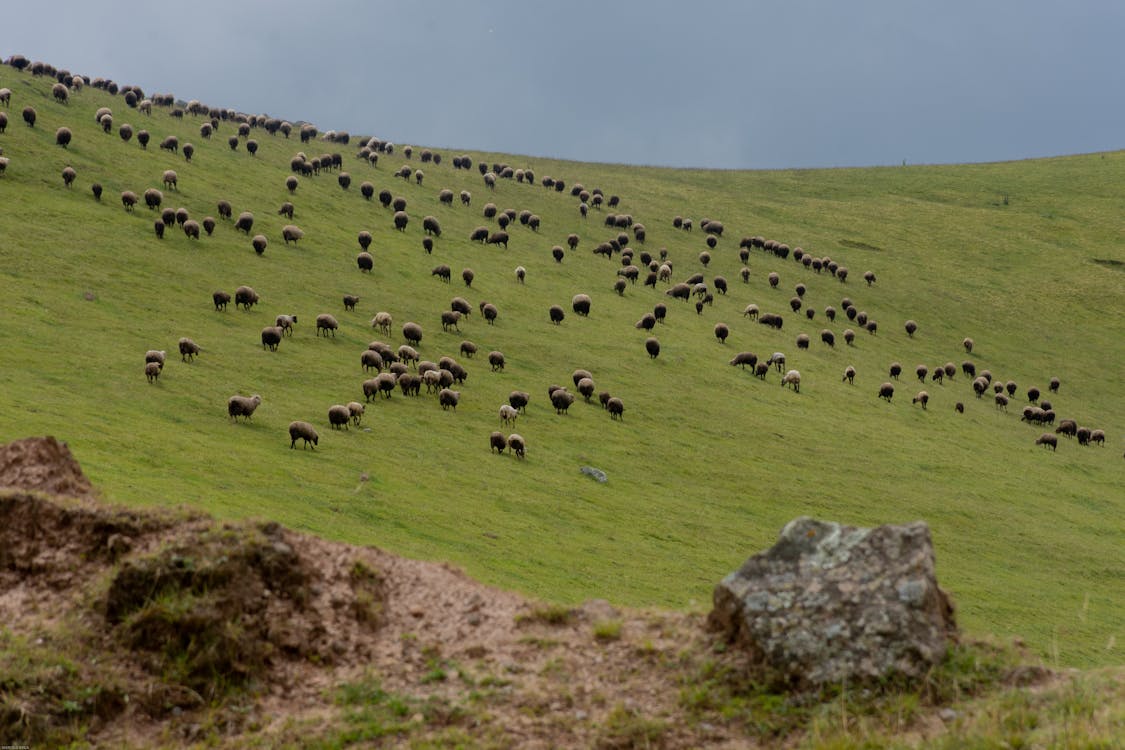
[0,66,1121,669]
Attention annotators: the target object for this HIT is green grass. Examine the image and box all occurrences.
[0,69,1121,669]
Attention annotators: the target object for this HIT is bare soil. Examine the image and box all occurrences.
[0,437,1062,749]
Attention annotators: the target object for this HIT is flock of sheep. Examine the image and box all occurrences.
[2,54,1115,463]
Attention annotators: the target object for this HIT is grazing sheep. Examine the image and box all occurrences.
[1056,419,1078,437]
[1049,377,1060,393]
[577,377,596,402]
[281,225,304,244]
[645,337,661,359]
[796,333,810,350]
[572,294,592,317]
[972,376,989,398]
[912,390,930,409]
[962,361,976,378]
[768,272,780,288]
[963,337,974,354]
[286,175,298,193]
[714,323,730,344]
[55,126,72,148]
[213,291,231,311]
[402,322,423,345]
[430,264,451,283]
[441,310,462,331]
[879,382,895,402]
[1035,433,1058,450]
[202,217,215,235]
[227,394,262,421]
[550,389,576,414]
[507,433,526,459]
[905,320,918,337]
[162,169,177,190]
[235,285,259,310]
[235,211,254,234]
[356,251,374,272]
[916,365,928,383]
[781,369,801,393]
[328,404,351,430]
[487,230,509,247]
[288,421,319,449]
[439,388,461,410]
[144,361,161,383]
[278,202,295,220]
[1076,426,1092,445]
[90,183,102,201]
[274,314,296,335]
[143,187,163,210]
[182,219,200,239]
[995,393,1009,411]
[178,337,200,361]
[343,294,360,312]
[313,313,338,338]
[1027,387,1040,403]
[842,365,856,384]
[515,265,526,284]
[488,351,506,371]
[481,302,499,325]
[730,351,758,369]
[260,325,284,351]
[361,349,384,372]
[393,211,409,231]
[499,404,519,426]
[931,368,944,385]
[758,313,784,330]
[955,402,964,413]
[490,431,507,454]
[347,401,366,426]
[22,106,37,127]
[217,200,233,220]
[153,221,165,239]
[1090,429,1105,445]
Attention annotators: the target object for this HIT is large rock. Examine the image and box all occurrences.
[708,517,956,685]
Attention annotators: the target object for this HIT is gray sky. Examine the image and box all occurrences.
[5,1,1123,169]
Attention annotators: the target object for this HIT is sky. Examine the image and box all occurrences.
[4,1,1123,169]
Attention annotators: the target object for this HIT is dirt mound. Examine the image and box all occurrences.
[0,435,94,497]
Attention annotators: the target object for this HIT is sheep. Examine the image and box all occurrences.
[1027,386,1040,403]
[182,219,200,240]
[143,187,163,211]
[1056,419,1078,437]
[487,351,506,371]
[286,175,299,193]
[55,126,74,148]
[144,361,162,383]
[282,225,304,244]
[730,351,758,369]
[227,394,262,421]
[905,320,918,337]
[487,230,509,247]
[842,365,856,384]
[430,264,451,283]
[91,183,102,201]
[1076,426,1092,445]
[576,377,596,402]
[572,294,592,316]
[499,404,519,427]
[261,326,283,351]
[217,200,233,220]
[1049,377,1060,393]
[796,333,810,350]
[962,361,976,378]
[327,404,351,430]
[368,372,398,400]
[311,313,338,338]
[879,382,895,402]
[781,369,801,393]
[366,312,392,336]
[161,169,178,190]
[962,337,974,354]
[361,349,384,372]
[507,433,526,459]
[1090,429,1105,445]
[235,211,254,234]
[995,393,1009,411]
[235,285,259,310]
[714,323,730,344]
[912,390,930,409]
[481,303,499,325]
[289,421,319,449]
[213,291,231,311]
[515,265,526,284]
[439,388,461,410]
[503,390,530,415]
[758,313,784,330]
[645,337,661,359]
[153,221,165,239]
[0,88,10,106]
[916,365,928,383]
[391,211,409,231]
[137,130,150,148]
[972,376,989,398]
[356,252,374,272]
[1035,433,1058,451]
[490,431,507,454]
[178,337,200,362]
[741,304,761,321]
[174,207,190,226]
[347,401,366,426]
[202,217,216,235]
[22,106,37,127]
[439,310,462,332]
[402,322,423,346]
[278,202,295,220]
[550,389,576,414]
[931,368,945,385]
[768,272,780,288]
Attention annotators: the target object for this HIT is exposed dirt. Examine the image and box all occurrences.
[0,437,1070,748]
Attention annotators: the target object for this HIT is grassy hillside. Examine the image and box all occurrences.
[0,68,1121,669]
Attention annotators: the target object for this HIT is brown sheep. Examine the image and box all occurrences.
[904,320,918,337]
[288,421,319,449]
[228,394,262,421]
[1035,433,1057,450]
[261,326,283,351]
[343,294,360,311]
[235,286,260,310]
[1090,429,1105,446]
[507,433,526,459]
[571,294,592,316]
[645,337,661,359]
[439,388,461,410]
[488,351,506,371]
[842,365,856,384]
[912,390,929,409]
[879,382,895,402]
[328,404,351,430]
[315,313,339,337]
[481,302,499,325]
[714,323,730,344]
[490,431,507,454]
[1076,427,1092,445]
[402,322,423,345]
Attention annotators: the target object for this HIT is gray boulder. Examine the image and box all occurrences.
[708,517,956,685]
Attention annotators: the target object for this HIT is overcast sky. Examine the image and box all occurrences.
[5,1,1122,169]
